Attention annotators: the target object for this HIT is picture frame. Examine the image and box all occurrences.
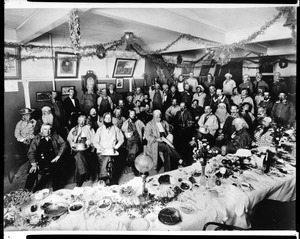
[181,61,195,76]
[36,91,52,102]
[116,78,124,89]
[112,58,137,78]
[61,86,75,96]
[55,52,79,78]
[4,46,21,79]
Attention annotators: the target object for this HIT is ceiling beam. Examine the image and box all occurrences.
[16,8,90,44]
[91,8,225,44]
[239,43,268,55]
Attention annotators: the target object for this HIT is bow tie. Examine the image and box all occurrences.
[41,136,51,141]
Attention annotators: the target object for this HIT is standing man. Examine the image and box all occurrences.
[253,72,269,94]
[63,88,81,130]
[80,78,98,116]
[239,74,254,96]
[222,73,236,96]
[271,72,287,100]
[271,92,296,127]
[107,83,122,108]
[192,85,206,108]
[25,124,67,192]
[46,91,65,127]
[258,91,274,116]
[121,110,145,175]
[186,72,199,93]
[97,88,113,117]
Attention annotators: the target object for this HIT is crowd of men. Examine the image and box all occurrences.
[14,71,296,192]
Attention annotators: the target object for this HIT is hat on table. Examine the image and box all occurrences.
[19,108,35,115]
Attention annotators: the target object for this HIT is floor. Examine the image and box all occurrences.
[3,161,295,230]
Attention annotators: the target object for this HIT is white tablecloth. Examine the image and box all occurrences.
[4,157,296,231]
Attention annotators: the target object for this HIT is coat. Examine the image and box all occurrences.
[63,97,81,121]
[144,119,170,167]
[27,132,67,164]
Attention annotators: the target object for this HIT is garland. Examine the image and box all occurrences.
[68,9,81,51]
[4,7,296,68]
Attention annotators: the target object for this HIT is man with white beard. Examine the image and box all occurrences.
[215,102,230,129]
[34,106,63,137]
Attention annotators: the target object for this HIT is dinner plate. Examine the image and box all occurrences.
[34,189,50,201]
[180,180,192,191]
[158,207,182,225]
[42,202,69,217]
[128,218,150,231]
[180,203,198,215]
[97,197,112,212]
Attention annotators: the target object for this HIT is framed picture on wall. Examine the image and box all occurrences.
[112,58,137,78]
[55,52,79,78]
[181,61,194,76]
[61,86,75,96]
[4,46,21,79]
[116,78,124,89]
[36,92,51,102]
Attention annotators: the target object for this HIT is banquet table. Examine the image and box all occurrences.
[4,151,296,231]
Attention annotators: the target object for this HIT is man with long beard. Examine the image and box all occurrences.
[93,112,124,184]
[215,102,230,129]
[34,106,63,137]
[87,107,101,132]
[121,109,145,175]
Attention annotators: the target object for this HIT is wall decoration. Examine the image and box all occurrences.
[181,61,194,75]
[61,86,75,96]
[36,91,51,102]
[81,70,97,93]
[4,46,21,79]
[112,58,137,78]
[116,78,124,89]
[55,52,79,78]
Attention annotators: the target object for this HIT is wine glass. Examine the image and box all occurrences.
[219,167,227,180]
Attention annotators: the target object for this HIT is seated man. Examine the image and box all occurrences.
[165,98,180,125]
[112,106,126,129]
[215,104,240,147]
[221,117,252,154]
[67,115,96,186]
[25,124,67,192]
[197,105,219,145]
[12,108,37,179]
[144,109,182,172]
[253,117,275,148]
[93,112,124,184]
[121,109,145,175]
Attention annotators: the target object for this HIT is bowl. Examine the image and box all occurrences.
[179,180,192,191]
[68,202,84,214]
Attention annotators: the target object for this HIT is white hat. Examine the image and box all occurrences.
[41,106,51,112]
[225,73,232,78]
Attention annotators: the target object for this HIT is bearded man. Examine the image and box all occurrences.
[34,106,63,137]
[215,102,230,129]
[121,109,145,175]
[93,112,124,184]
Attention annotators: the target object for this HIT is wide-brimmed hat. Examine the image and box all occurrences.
[101,148,119,156]
[72,143,89,152]
[196,85,204,91]
[19,108,35,115]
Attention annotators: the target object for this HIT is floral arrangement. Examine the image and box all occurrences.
[68,9,81,52]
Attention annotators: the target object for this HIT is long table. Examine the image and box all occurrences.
[4,153,296,232]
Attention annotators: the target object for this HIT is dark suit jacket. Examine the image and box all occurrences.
[63,97,81,121]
